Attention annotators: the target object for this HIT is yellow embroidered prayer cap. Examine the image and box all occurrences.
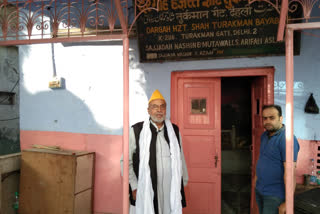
[148,89,166,103]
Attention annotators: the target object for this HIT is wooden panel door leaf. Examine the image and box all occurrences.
[250,77,268,214]
[177,78,221,214]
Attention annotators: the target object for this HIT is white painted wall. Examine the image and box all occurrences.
[19,30,320,140]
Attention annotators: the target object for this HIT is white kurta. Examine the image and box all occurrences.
[121,121,189,214]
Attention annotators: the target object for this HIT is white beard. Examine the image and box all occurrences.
[150,115,165,123]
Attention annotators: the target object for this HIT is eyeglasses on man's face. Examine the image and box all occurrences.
[149,104,166,111]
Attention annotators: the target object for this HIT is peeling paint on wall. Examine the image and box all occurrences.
[0,46,20,155]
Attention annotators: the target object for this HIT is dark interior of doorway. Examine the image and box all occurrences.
[221,77,253,214]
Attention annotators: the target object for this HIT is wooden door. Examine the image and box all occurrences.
[250,77,268,214]
[176,78,221,214]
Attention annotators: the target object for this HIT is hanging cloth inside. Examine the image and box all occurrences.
[305,93,319,114]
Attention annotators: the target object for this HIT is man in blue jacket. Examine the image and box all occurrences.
[255,104,300,214]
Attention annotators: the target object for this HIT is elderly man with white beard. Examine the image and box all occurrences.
[121,89,188,214]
